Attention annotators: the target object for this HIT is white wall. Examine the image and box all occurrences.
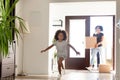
[15,0,24,75]
[115,28,120,80]
[15,0,50,75]
[22,0,49,75]
[116,0,120,79]
[51,0,115,2]
[16,0,117,75]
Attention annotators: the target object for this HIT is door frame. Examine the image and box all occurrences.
[65,16,90,69]
[65,15,115,70]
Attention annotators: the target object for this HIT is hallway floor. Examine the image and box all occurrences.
[16,70,116,80]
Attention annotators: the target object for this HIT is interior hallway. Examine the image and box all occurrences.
[16,70,115,80]
[15,0,120,79]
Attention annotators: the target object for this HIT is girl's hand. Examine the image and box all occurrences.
[76,52,80,55]
[41,50,46,53]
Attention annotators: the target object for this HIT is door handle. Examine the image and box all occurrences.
[7,57,11,58]
[7,67,10,69]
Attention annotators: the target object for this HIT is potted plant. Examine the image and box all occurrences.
[0,0,26,56]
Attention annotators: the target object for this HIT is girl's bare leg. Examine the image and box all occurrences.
[61,57,64,69]
[61,62,64,69]
[58,62,61,75]
[58,57,64,75]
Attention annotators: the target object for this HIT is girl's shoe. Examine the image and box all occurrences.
[58,74,62,78]
[57,75,61,80]
[62,69,65,75]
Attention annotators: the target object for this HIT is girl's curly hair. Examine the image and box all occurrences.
[54,30,67,41]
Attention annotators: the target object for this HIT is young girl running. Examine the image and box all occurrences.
[41,30,80,76]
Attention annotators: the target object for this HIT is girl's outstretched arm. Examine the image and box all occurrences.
[41,44,54,53]
[68,44,80,55]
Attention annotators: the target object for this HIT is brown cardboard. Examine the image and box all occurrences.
[86,37,97,49]
[99,64,111,73]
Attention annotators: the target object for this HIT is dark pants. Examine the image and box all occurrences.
[97,52,100,67]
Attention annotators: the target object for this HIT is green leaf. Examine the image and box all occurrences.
[0,0,26,57]
[6,0,19,16]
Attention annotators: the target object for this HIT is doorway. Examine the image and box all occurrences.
[65,16,115,70]
[49,1,116,73]
[65,16,90,69]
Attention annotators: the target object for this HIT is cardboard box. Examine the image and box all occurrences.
[99,64,111,73]
[86,37,97,49]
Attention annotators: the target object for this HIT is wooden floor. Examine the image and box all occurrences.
[16,70,116,80]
